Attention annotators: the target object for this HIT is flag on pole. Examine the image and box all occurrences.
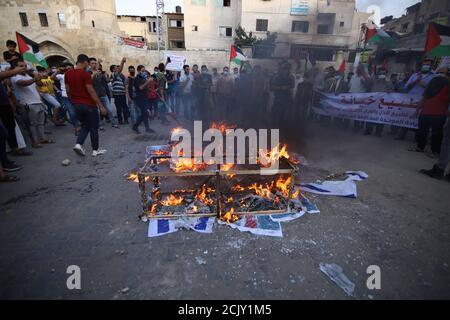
[230,45,247,65]
[424,22,450,57]
[337,59,346,73]
[16,32,48,68]
[365,21,395,48]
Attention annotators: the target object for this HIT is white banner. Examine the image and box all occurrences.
[164,53,187,71]
[313,91,421,129]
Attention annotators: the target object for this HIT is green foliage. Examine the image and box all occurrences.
[234,25,257,47]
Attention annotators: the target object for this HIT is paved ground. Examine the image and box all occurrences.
[0,118,449,300]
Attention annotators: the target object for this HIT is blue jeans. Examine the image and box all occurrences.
[133,99,150,131]
[100,96,117,126]
[129,99,138,125]
[61,96,79,128]
[75,104,100,151]
[181,93,193,120]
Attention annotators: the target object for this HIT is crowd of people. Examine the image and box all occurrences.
[0,39,449,182]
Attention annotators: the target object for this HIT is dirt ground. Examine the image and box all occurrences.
[0,119,449,299]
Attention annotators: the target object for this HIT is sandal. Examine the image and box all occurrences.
[40,139,56,144]
[408,147,424,153]
[0,175,20,182]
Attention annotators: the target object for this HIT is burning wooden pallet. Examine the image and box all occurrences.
[133,144,301,223]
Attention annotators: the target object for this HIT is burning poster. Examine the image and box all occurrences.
[148,217,215,238]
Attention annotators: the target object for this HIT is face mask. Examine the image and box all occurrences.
[223,71,228,76]
[421,65,430,73]
[130,71,135,76]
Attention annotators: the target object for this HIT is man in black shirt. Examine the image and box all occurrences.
[3,40,22,65]
[132,65,155,134]
[270,61,295,128]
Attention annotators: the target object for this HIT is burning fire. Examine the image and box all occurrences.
[258,144,299,167]
[221,207,239,223]
[172,157,208,173]
[195,184,215,206]
[249,181,275,199]
[161,194,184,206]
[127,173,150,183]
[210,122,237,135]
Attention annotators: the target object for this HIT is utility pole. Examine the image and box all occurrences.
[156,0,165,62]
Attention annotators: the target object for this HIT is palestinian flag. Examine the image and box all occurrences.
[337,59,346,74]
[365,21,395,48]
[230,45,247,65]
[424,23,450,57]
[16,32,48,68]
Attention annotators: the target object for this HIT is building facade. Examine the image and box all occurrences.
[0,0,152,67]
[379,0,450,74]
[117,15,158,49]
[165,7,185,49]
[183,0,369,65]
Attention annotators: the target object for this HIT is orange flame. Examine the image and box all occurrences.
[127,173,150,183]
[249,181,275,199]
[221,207,239,223]
[161,194,184,206]
[210,122,237,135]
[195,185,215,206]
[172,157,208,173]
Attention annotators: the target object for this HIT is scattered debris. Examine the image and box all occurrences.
[195,257,207,265]
[120,287,130,294]
[61,159,71,166]
[319,263,355,297]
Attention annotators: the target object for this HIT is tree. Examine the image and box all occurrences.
[234,25,257,47]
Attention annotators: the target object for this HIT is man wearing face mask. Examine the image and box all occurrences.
[132,65,155,134]
[364,68,394,137]
[126,65,137,125]
[216,66,234,121]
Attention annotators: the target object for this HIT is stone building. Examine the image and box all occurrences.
[0,0,152,68]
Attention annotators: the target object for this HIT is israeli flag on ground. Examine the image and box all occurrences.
[299,171,368,198]
[148,217,214,238]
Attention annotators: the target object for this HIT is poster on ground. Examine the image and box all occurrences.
[313,91,421,129]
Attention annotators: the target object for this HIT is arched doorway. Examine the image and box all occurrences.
[46,55,70,68]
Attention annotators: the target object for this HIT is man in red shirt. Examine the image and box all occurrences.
[410,66,449,157]
[65,54,107,157]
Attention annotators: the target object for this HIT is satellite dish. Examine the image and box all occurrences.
[366,5,381,25]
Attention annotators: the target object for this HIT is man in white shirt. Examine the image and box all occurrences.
[179,64,194,120]
[11,60,52,148]
[56,62,79,130]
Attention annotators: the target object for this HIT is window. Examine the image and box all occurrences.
[292,21,309,33]
[150,21,157,32]
[92,20,95,28]
[140,17,146,22]
[223,0,231,6]
[401,23,409,32]
[192,25,198,31]
[170,20,184,28]
[58,12,66,27]
[340,21,344,27]
[256,19,268,32]
[317,24,330,34]
[219,26,232,37]
[19,12,28,27]
[39,13,48,27]
[171,41,185,48]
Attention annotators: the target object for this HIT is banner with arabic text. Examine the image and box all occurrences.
[313,91,420,129]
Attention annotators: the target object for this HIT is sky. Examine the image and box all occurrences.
[115,0,420,22]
